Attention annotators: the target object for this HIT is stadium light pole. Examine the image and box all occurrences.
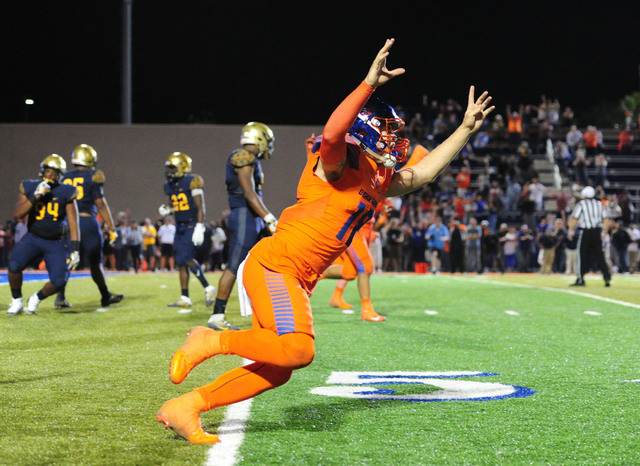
[121,0,133,124]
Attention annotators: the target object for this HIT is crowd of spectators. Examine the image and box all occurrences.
[2,96,639,276]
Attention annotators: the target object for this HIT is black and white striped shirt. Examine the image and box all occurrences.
[571,199,605,229]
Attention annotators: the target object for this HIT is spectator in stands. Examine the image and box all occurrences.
[617,190,635,226]
[516,141,534,180]
[502,226,519,272]
[426,217,449,274]
[610,221,631,274]
[565,124,583,159]
[384,217,404,272]
[553,218,567,273]
[157,216,176,271]
[528,176,547,213]
[517,224,535,272]
[506,104,524,149]
[572,145,590,186]
[537,227,558,275]
[455,161,472,197]
[449,220,465,274]
[617,126,635,154]
[141,218,158,272]
[554,140,572,175]
[583,125,602,158]
[465,216,482,273]
[124,219,143,273]
[593,153,608,187]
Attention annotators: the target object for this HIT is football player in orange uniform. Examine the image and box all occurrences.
[326,198,392,321]
[326,143,427,319]
[157,38,494,444]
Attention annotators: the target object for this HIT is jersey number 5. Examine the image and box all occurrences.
[63,177,85,200]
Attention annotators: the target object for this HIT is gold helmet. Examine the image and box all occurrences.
[40,154,67,183]
[240,122,274,159]
[165,152,192,181]
[71,144,98,168]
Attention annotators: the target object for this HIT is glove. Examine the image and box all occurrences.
[192,222,205,246]
[158,204,173,217]
[263,213,277,235]
[67,251,80,270]
[107,229,117,246]
[34,181,51,197]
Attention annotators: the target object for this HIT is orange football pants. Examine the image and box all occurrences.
[196,253,316,410]
[334,230,374,280]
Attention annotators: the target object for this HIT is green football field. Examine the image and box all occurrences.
[1,271,639,465]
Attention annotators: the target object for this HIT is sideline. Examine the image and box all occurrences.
[205,359,253,466]
[448,275,640,310]
[0,271,92,284]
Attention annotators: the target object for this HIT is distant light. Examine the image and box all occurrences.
[25,99,35,105]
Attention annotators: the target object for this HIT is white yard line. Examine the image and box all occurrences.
[451,276,640,310]
[205,359,253,466]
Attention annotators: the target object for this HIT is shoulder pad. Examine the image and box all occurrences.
[92,170,106,184]
[190,175,204,190]
[230,149,256,168]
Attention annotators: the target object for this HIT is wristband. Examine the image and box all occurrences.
[71,240,81,252]
[28,195,37,205]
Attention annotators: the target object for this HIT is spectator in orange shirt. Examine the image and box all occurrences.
[617,126,635,153]
[455,161,471,196]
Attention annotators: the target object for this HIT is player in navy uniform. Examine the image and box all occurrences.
[207,122,277,331]
[7,154,81,315]
[56,144,124,308]
[159,152,216,308]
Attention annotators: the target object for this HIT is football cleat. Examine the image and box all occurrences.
[55,299,72,309]
[361,308,386,322]
[101,293,124,307]
[170,326,221,384]
[168,296,192,308]
[206,315,240,331]
[204,286,216,307]
[569,281,585,287]
[156,393,220,444]
[7,298,24,316]
[26,293,41,315]
[329,297,353,310]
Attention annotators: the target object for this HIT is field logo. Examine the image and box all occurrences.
[311,371,535,402]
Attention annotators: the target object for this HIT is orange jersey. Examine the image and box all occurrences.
[251,144,393,294]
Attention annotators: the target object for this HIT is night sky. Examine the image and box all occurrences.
[3,0,640,126]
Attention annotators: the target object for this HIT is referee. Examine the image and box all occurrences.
[567,186,611,287]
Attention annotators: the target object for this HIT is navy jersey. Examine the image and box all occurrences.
[225,149,264,211]
[61,168,105,216]
[21,179,78,239]
[164,174,204,224]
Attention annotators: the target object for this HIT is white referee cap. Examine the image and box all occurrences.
[581,186,595,199]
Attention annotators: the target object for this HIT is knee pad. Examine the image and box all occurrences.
[280,333,315,369]
[8,260,21,274]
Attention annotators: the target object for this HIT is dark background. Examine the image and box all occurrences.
[3,0,640,126]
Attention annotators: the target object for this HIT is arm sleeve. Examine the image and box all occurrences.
[320,80,375,165]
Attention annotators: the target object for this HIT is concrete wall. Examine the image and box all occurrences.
[0,124,323,225]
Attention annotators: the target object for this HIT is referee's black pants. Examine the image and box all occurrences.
[576,227,611,284]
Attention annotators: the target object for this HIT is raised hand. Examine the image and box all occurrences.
[461,86,495,135]
[364,38,406,89]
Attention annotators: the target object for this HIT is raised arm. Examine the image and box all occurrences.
[318,39,405,181]
[385,86,494,197]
